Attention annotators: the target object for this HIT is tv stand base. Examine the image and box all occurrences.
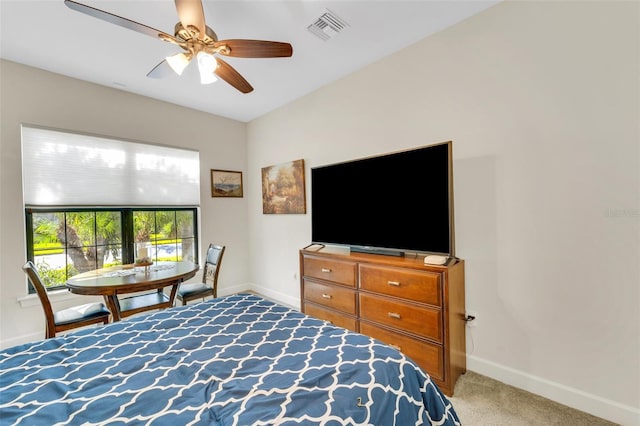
[350,246,404,257]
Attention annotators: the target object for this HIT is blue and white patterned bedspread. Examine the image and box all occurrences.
[0,293,461,425]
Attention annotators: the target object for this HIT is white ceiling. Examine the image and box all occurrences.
[1,0,499,122]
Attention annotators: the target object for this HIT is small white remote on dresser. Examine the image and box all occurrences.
[424,255,448,265]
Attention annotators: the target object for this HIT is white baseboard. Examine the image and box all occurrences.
[246,283,300,310]
[1,331,43,350]
[217,282,299,310]
[217,283,255,298]
[467,354,640,426]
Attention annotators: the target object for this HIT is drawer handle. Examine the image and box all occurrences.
[322,293,332,299]
[387,280,401,287]
[321,268,332,273]
[388,312,401,319]
[390,344,402,351]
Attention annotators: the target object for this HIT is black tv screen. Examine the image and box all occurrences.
[311,141,454,257]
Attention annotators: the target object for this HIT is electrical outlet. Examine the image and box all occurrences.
[465,311,477,328]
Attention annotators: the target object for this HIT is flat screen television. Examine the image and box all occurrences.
[310,141,455,257]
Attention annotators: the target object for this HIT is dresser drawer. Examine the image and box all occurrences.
[359,293,442,343]
[304,279,357,315]
[360,321,444,381]
[303,256,356,287]
[304,302,358,332]
[359,264,442,306]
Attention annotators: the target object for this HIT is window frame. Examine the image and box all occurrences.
[25,206,199,293]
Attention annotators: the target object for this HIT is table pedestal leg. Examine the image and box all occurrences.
[168,279,182,307]
[104,295,122,322]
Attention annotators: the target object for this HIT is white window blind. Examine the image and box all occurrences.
[21,126,200,206]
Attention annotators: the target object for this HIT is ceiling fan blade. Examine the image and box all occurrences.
[174,0,207,40]
[215,40,293,58]
[64,0,175,41]
[214,58,253,94]
[146,60,175,79]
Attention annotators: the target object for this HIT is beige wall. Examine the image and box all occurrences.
[1,0,638,424]
[0,60,251,347]
[247,1,639,424]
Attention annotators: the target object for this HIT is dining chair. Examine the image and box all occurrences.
[22,261,111,339]
[176,244,225,305]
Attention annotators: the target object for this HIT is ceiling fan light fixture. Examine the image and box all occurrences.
[65,0,292,93]
[200,72,218,85]
[166,52,192,75]
[197,51,218,85]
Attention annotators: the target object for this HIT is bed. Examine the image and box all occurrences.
[0,293,461,425]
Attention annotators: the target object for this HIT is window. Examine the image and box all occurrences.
[22,125,201,292]
[26,208,198,291]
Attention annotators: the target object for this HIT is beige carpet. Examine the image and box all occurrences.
[449,371,618,425]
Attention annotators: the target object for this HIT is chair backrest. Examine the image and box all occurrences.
[22,261,56,335]
[202,244,225,297]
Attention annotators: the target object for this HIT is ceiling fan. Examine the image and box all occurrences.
[64,0,293,94]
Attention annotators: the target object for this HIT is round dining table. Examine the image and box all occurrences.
[66,261,199,321]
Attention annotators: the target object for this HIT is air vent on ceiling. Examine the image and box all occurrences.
[307,9,349,41]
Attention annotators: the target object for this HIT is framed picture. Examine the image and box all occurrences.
[261,159,306,214]
[211,169,243,198]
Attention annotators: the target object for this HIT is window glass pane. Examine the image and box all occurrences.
[65,212,95,248]
[180,237,196,263]
[34,259,75,289]
[134,211,155,262]
[65,212,99,272]
[31,212,67,289]
[96,211,121,245]
[157,241,178,262]
[134,211,154,244]
[104,245,123,267]
[155,211,175,240]
[95,211,122,269]
[177,210,194,238]
[32,212,64,255]
[155,211,177,262]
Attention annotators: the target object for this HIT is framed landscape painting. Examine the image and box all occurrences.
[261,159,306,214]
[211,169,243,198]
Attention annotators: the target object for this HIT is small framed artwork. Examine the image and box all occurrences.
[211,169,243,198]
[261,159,306,214]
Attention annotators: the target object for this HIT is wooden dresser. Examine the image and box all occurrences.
[299,246,466,396]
